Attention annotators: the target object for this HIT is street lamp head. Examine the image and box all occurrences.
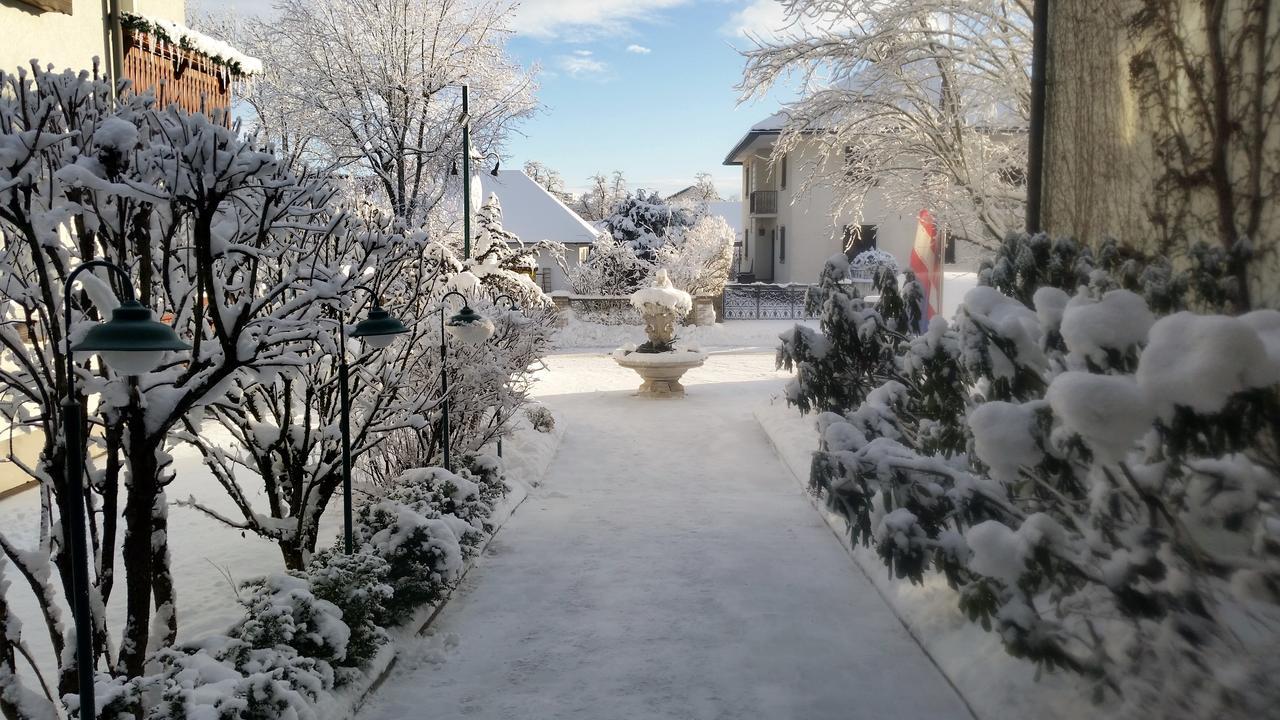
[351,305,410,349]
[490,159,500,176]
[444,305,494,345]
[450,160,459,176]
[72,300,190,375]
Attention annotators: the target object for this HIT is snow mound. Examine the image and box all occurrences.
[1137,312,1280,418]
[1047,372,1152,463]
[1060,289,1153,365]
[968,400,1044,483]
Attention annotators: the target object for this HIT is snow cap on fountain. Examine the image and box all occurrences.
[630,269,692,318]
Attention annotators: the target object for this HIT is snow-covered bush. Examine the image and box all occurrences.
[784,232,1280,715]
[525,404,555,433]
[655,214,735,297]
[569,193,729,298]
[304,549,393,671]
[352,496,469,619]
[233,574,351,670]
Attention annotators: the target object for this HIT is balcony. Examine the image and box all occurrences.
[749,190,778,216]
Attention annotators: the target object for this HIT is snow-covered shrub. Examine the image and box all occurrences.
[233,574,351,669]
[352,495,468,620]
[525,404,556,433]
[382,467,491,544]
[784,232,1280,714]
[567,235,654,296]
[304,549,393,671]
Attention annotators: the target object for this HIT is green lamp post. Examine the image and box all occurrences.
[338,285,409,554]
[65,260,189,720]
[439,290,494,471]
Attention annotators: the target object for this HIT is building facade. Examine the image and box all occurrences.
[723,116,919,284]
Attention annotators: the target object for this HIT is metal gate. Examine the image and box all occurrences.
[722,284,816,320]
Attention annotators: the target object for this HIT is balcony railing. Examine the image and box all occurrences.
[749,190,778,215]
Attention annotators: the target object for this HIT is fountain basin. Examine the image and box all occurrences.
[611,347,708,397]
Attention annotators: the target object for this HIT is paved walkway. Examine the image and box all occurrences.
[358,352,971,720]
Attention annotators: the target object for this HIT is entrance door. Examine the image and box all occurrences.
[759,227,775,282]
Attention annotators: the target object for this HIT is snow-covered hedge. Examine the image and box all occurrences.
[780,234,1280,717]
[85,455,513,719]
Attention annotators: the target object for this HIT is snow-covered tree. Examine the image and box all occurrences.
[601,190,697,260]
[783,232,1280,715]
[575,170,628,221]
[655,214,736,298]
[234,0,537,225]
[738,0,1031,247]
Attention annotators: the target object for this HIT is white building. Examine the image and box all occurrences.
[479,170,600,293]
[723,113,921,284]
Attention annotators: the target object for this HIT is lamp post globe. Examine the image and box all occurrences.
[72,299,190,374]
[351,304,409,349]
[444,305,494,345]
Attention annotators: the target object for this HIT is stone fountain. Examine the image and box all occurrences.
[612,270,708,397]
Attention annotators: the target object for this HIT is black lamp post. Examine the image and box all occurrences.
[490,293,521,459]
[438,290,494,471]
[449,83,501,260]
[64,260,189,720]
[338,286,409,554]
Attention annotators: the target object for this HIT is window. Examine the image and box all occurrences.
[744,229,750,258]
[779,226,786,263]
[539,269,552,293]
[843,224,878,258]
[780,154,788,190]
[577,246,590,263]
[842,146,875,187]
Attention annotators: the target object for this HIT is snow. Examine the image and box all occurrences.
[1046,372,1152,463]
[1060,289,1153,366]
[967,401,1044,483]
[1137,312,1280,419]
[477,171,599,246]
[356,351,971,720]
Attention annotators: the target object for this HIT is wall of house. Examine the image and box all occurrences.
[1,0,184,76]
[738,140,921,284]
[536,245,586,294]
[1044,0,1280,308]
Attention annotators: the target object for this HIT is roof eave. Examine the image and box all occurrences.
[723,130,780,166]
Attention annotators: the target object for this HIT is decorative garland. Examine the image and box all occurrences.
[120,12,262,77]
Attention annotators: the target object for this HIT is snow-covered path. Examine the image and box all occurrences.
[358,351,972,720]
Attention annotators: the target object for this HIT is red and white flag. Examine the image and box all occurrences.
[909,209,943,328]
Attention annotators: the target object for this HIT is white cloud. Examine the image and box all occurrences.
[557,54,611,80]
[513,0,690,39]
[626,44,652,54]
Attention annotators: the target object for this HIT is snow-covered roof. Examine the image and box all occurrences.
[478,170,600,246]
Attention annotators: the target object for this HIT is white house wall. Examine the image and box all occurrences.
[1,0,185,75]
[739,140,921,284]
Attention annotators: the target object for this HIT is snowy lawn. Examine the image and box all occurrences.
[0,411,562,692]
[357,351,972,720]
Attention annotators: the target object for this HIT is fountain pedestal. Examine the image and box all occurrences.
[612,347,707,397]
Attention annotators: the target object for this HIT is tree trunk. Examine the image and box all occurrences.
[116,418,157,678]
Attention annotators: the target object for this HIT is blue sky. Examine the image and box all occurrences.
[502,0,795,198]
[195,0,797,199]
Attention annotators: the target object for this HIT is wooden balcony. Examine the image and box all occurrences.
[123,30,233,119]
[749,190,778,216]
